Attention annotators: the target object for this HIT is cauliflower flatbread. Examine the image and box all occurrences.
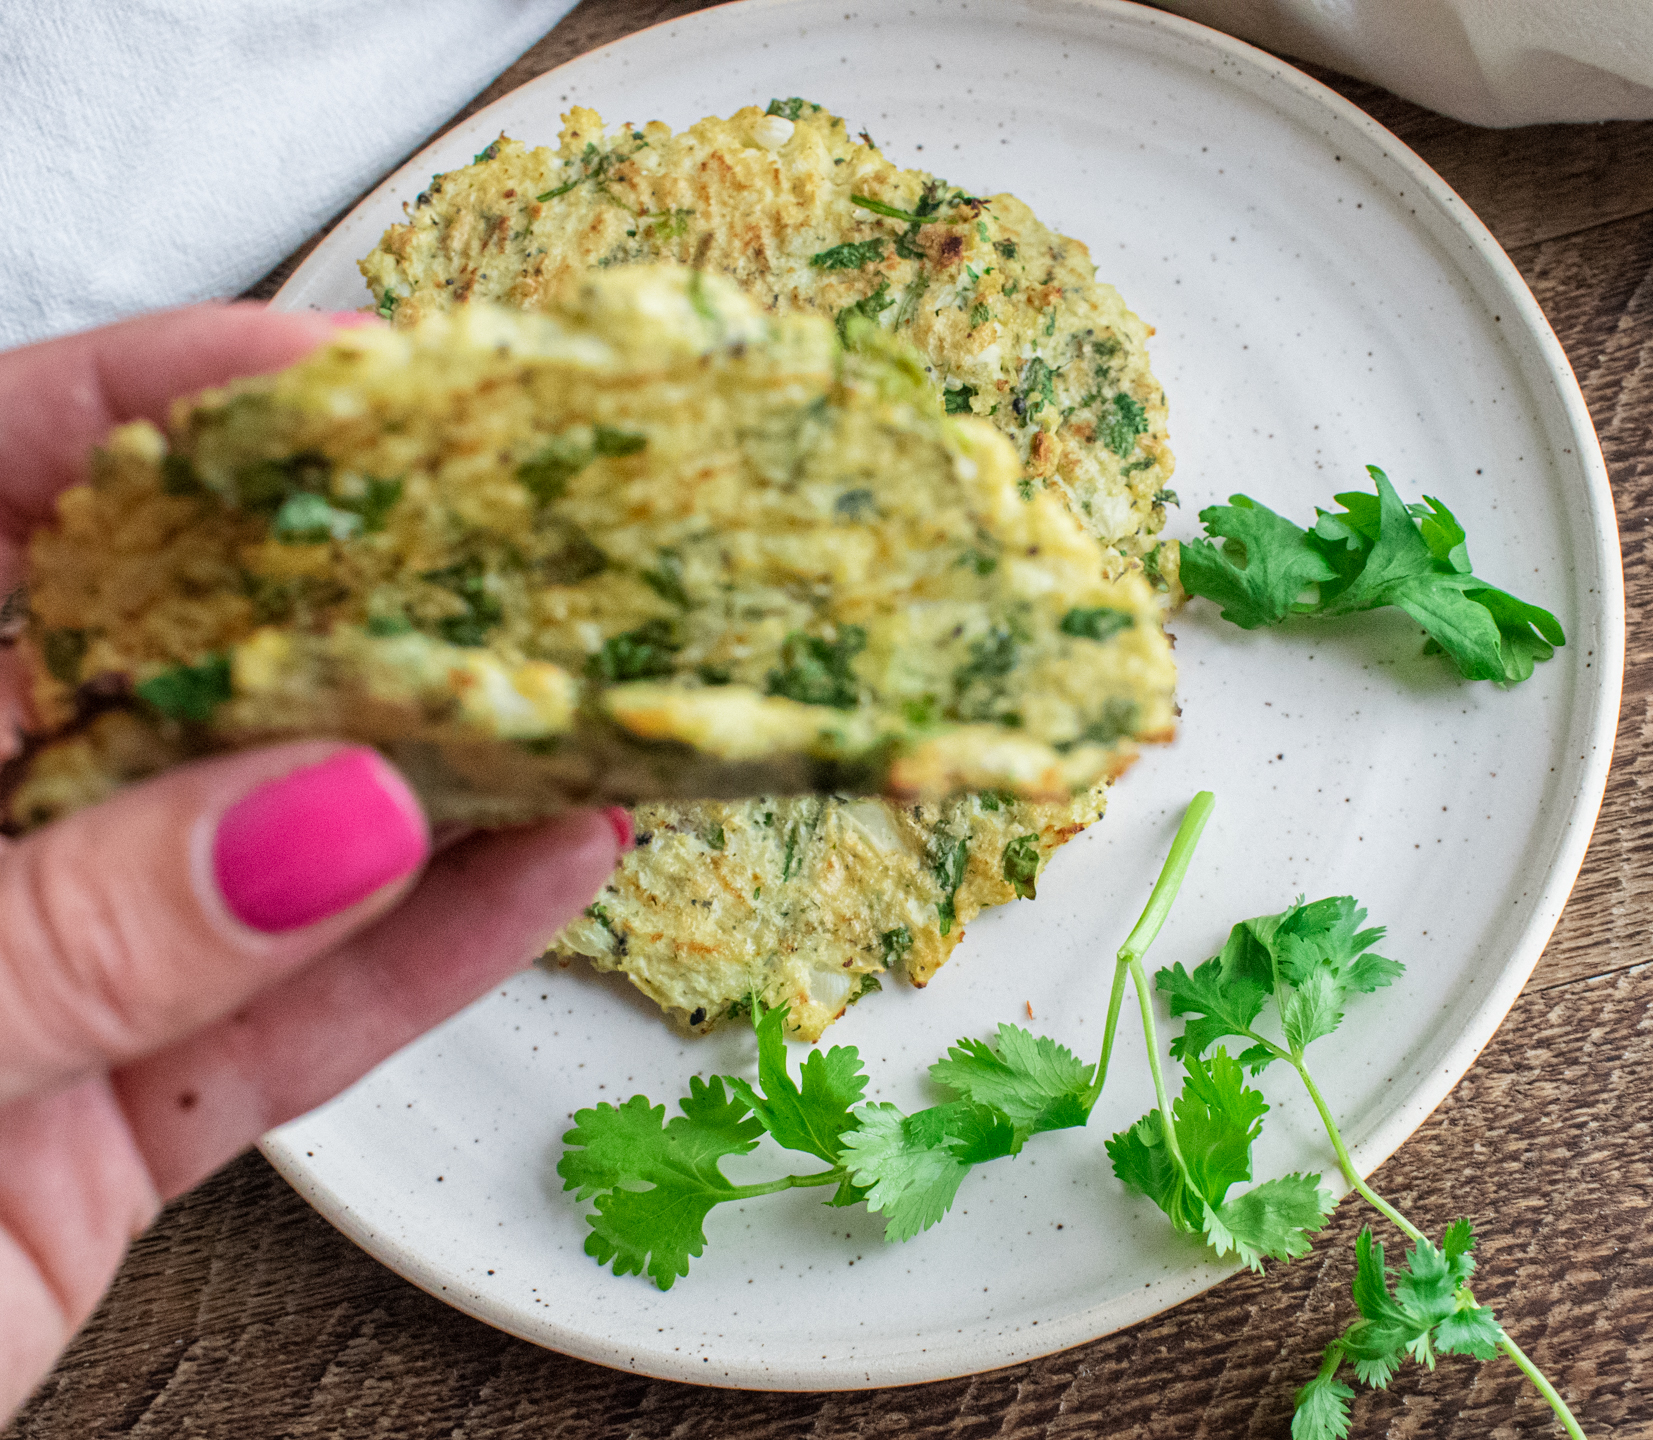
[359,100,1183,1038]
[13,267,1173,835]
[362,101,1174,564]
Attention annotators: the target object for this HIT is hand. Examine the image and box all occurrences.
[0,305,628,1421]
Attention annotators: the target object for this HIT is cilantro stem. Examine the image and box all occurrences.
[725,1166,846,1201]
[1128,952,1190,1175]
[1091,956,1131,1105]
[1116,793,1216,970]
[1097,792,1216,1157]
[1497,1331,1588,1440]
[1290,1055,1425,1245]
[1093,793,1215,1100]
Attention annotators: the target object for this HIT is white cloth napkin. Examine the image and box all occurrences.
[1156,0,1653,127]
[0,0,577,349]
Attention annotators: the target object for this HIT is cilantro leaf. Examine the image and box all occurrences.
[1059,605,1134,641]
[766,626,865,707]
[589,618,682,681]
[811,237,887,270]
[1292,1360,1356,1440]
[928,1024,1095,1142]
[1203,1172,1335,1272]
[1107,1048,1267,1233]
[931,833,970,935]
[1435,1303,1503,1360]
[835,279,896,343]
[1001,833,1041,900]
[841,1100,1013,1241]
[1179,495,1339,629]
[1160,896,1401,1063]
[1180,466,1564,683]
[558,1078,764,1290]
[137,654,232,722]
[765,96,818,120]
[1105,1110,1195,1230]
[1159,955,1271,1064]
[726,1004,867,1164]
[1174,1047,1268,1208]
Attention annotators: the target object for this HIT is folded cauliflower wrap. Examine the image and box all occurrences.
[12,266,1174,830]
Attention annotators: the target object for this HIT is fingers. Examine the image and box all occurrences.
[113,809,623,1198]
[0,743,431,1105]
[0,302,371,540]
[0,1074,159,1419]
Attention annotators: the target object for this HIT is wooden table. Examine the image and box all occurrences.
[10,2,1653,1434]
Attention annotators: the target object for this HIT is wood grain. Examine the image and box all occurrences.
[11,1,1653,1435]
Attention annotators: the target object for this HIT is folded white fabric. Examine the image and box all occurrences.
[0,0,577,349]
[1156,0,1653,128]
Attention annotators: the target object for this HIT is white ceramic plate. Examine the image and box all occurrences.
[262,0,1621,1391]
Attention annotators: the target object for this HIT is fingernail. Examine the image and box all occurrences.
[605,807,635,853]
[213,750,429,932]
[328,310,384,329]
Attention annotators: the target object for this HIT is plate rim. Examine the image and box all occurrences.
[261,0,1624,1391]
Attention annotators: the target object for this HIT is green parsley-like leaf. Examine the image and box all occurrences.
[726,1005,868,1164]
[1174,1047,1268,1209]
[1292,1361,1356,1440]
[1107,1048,1268,1232]
[518,434,592,503]
[1059,606,1134,642]
[1203,1172,1334,1272]
[766,625,865,707]
[943,383,977,414]
[840,1100,1014,1241]
[810,237,887,270]
[1160,896,1401,1063]
[931,834,969,936]
[1016,357,1056,420]
[1099,392,1149,456]
[589,618,682,681]
[1435,1303,1503,1360]
[1181,467,1564,683]
[836,279,896,343]
[593,426,647,457]
[929,1024,1095,1142]
[1179,495,1339,629]
[880,925,913,968]
[640,549,691,608]
[1106,1110,1196,1231]
[557,1078,764,1291]
[850,193,956,225]
[1000,833,1041,900]
[1159,954,1272,1065]
[137,654,232,722]
[332,476,403,533]
[765,96,818,120]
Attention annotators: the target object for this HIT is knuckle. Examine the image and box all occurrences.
[0,821,199,1080]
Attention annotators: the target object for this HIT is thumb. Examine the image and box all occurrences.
[0,742,430,1105]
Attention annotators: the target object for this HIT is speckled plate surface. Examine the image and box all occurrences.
[261,0,1620,1391]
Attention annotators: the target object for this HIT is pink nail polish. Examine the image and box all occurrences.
[605,807,635,853]
[213,750,429,932]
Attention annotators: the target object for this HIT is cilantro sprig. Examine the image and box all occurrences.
[1179,466,1564,683]
[559,998,1106,1280]
[558,793,1586,1437]
[1102,813,1586,1438]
